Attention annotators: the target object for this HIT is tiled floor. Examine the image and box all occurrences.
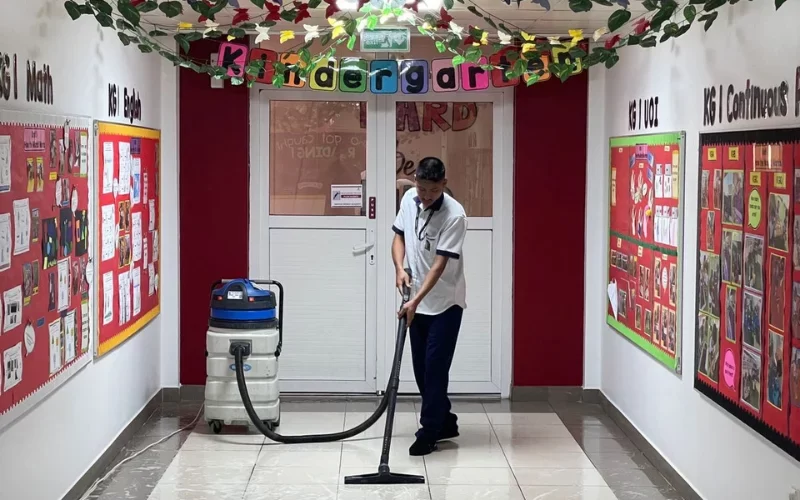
[85,400,684,500]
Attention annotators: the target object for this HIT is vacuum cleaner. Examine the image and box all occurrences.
[205,274,424,485]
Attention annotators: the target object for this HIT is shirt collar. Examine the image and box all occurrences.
[413,194,444,212]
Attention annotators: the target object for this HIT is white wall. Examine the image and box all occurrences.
[586,1,800,498]
[0,2,176,498]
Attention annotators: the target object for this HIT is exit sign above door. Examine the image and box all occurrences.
[360,28,410,52]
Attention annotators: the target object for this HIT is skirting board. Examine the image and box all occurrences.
[511,386,602,403]
[598,392,701,500]
[62,391,162,500]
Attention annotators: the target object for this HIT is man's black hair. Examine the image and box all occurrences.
[416,157,446,182]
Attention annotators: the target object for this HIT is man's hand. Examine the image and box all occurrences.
[398,298,418,325]
[396,268,411,293]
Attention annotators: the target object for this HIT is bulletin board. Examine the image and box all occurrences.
[695,128,800,462]
[606,132,686,374]
[0,110,94,432]
[95,123,160,358]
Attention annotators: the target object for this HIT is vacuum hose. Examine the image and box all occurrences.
[230,273,412,444]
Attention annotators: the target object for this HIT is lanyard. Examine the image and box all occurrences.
[415,206,435,241]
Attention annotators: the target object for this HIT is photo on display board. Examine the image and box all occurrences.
[618,289,628,318]
[699,251,721,317]
[667,309,676,352]
[645,309,652,336]
[669,263,678,306]
[767,330,784,410]
[743,234,765,292]
[635,305,642,330]
[654,259,662,299]
[48,272,56,312]
[768,253,786,332]
[794,171,800,201]
[768,193,790,252]
[706,211,716,252]
[49,129,58,171]
[713,170,722,210]
[26,158,35,192]
[654,303,662,340]
[59,207,73,258]
[794,218,800,270]
[792,282,800,340]
[722,229,743,285]
[742,347,762,411]
[22,263,33,305]
[722,171,744,226]
[743,291,763,352]
[697,313,720,382]
[725,286,737,342]
[611,250,618,268]
[791,347,800,408]
[118,200,131,233]
[118,234,132,268]
[701,170,710,209]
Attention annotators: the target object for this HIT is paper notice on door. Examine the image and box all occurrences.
[331,184,363,208]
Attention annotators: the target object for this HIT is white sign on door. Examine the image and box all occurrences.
[331,184,363,208]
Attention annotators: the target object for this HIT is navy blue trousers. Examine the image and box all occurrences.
[409,305,463,442]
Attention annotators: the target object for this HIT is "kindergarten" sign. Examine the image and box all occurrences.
[216,42,584,93]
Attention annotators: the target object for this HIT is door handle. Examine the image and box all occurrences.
[352,242,375,254]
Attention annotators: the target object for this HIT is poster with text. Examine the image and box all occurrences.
[0,111,93,432]
[607,132,685,374]
[695,128,800,464]
[95,123,160,357]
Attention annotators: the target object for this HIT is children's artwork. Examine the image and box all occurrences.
[59,207,74,257]
[102,271,113,326]
[3,286,22,332]
[607,133,685,373]
[80,301,90,353]
[41,217,58,269]
[48,318,62,375]
[695,129,800,466]
[3,343,23,392]
[0,213,10,271]
[96,123,161,358]
[0,136,11,192]
[31,208,40,243]
[64,310,76,364]
[57,258,70,312]
[13,198,30,255]
[132,158,141,205]
[75,209,89,256]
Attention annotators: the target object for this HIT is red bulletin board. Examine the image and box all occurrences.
[95,123,160,357]
[695,128,800,463]
[607,132,686,374]
[0,111,93,431]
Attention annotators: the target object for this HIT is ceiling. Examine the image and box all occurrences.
[139,0,649,37]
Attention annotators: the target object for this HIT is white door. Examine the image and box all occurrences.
[251,90,379,393]
[378,93,510,395]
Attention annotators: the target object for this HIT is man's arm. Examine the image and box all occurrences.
[392,233,410,289]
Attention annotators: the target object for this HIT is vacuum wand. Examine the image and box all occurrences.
[344,272,425,485]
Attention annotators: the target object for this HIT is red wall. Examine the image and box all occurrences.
[179,40,250,385]
[513,73,588,387]
[177,54,588,386]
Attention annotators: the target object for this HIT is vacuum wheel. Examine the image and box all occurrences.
[210,420,224,434]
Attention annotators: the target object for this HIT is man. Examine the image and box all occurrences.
[391,157,467,456]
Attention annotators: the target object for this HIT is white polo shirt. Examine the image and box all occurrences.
[392,189,467,315]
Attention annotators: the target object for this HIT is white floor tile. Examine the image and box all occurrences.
[341,437,426,468]
[167,450,260,467]
[243,484,338,500]
[502,451,594,469]
[499,437,585,454]
[449,412,490,425]
[513,468,608,487]
[443,425,502,448]
[492,424,573,440]
[423,448,510,468]
[429,485,525,500]
[343,413,419,439]
[249,465,341,485]
[488,413,563,426]
[519,485,619,500]
[181,432,265,451]
[256,449,342,468]
[337,485,432,500]
[147,483,248,500]
[426,466,516,486]
[159,463,254,485]
[261,441,343,453]
[339,467,426,484]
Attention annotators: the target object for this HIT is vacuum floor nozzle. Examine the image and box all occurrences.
[344,470,425,485]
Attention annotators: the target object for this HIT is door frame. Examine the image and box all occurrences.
[249,86,514,398]
[376,91,514,397]
[250,89,380,393]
